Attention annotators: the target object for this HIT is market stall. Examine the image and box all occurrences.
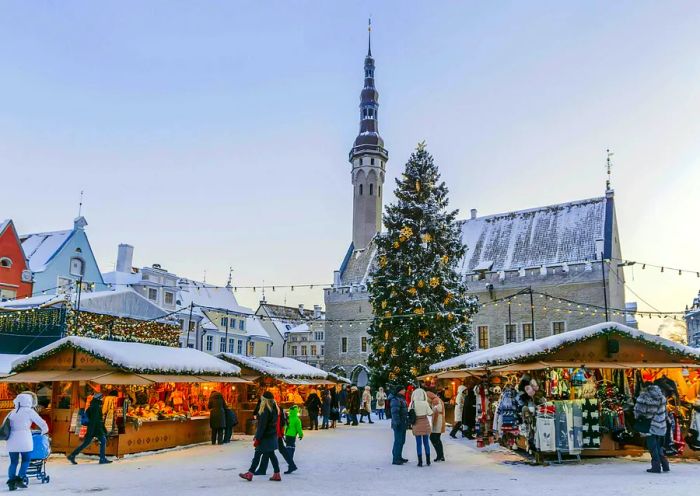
[1,336,249,457]
[217,354,349,431]
[0,354,25,424]
[428,322,700,462]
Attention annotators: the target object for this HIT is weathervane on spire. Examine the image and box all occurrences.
[605,149,614,191]
[226,267,233,289]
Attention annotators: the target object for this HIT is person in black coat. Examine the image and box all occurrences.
[305,390,322,430]
[348,386,360,426]
[223,403,238,443]
[329,387,340,428]
[462,387,477,439]
[67,392,112,464]
[239,392,282,482]
[321,389,332,429]
[208,391,226,445]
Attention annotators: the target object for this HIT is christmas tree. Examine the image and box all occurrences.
[367,142,478,387]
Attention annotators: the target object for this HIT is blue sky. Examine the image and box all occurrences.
[1,1,699,331]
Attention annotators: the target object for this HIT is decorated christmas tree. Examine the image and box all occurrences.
[367,142,478,387]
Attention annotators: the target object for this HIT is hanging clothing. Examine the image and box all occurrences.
[580,399,601,449]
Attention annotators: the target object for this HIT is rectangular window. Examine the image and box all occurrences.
[320,345,324,356]
[164,291,174,305]
[247,341,255,356]
[228,338,235,353]
[291,345,298,356]
[148,288,158,301]
[219,337,226,353]
[301,345,307,356]
[314,331,324,341]
[341,337,348,353]
[0,289,16,299]
[522,323,534,340]
[361,336,368,353]
[239,320,245,331]
[310,345,317,356]
[477,326,489,349]
[552,321,566,335]
[221,317,228,327]
[188,321,196,332]
[237,340,243,354]
[178,319,185,330]
[57,277,72,294]
[206,335,213,351]
[505,324,517,344]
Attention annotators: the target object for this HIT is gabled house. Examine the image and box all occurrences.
[20,216,106,295]
[255,302,325,359]
[0,219,33,300]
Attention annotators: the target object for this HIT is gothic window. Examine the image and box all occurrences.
[369,184,373,195]
[359,184,363,195]
[378,186,381,196]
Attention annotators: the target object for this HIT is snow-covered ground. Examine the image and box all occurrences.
[2,420,698,495]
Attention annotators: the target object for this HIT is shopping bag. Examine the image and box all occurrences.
[78,425,87,439]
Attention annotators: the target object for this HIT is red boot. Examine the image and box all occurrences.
[269,472,282,482]
[239,472,253,481]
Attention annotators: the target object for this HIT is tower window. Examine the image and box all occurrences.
[378,186,381,196]
[359,184,363,195]
[370,158,375,165]
[369,184,373,196]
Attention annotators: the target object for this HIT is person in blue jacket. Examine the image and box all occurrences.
[389,385,409,465]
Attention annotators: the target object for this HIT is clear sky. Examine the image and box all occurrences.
[1,1,698,333]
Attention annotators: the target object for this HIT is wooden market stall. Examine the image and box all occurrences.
[217,354,350,431]
[427,322,700,462]
[0,354,25,424]
[1,336,249,457]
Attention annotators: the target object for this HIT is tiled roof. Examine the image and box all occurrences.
[339,240,377,286]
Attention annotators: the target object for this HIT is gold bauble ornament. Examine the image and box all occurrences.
[400,226,414,239]
[429,277,440,288]
[393,241,400,249]
[384,311,392,318]
[415,180,421,192]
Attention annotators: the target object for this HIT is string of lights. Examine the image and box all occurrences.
[612,257,700,277]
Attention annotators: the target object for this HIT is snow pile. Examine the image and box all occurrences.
[218,354,328,379]
[13,336,241,376]
[430,322,700,371]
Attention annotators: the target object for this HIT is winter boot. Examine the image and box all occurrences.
[14,477,27,489]
[417,455,423,467]
[284,465,297,474]
[426,457,431,466]
[66,454,77,465]
[6,479,16,491]
[239,472,254,481]
[269,472,282,481]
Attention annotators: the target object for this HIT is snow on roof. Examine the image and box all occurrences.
[20,230,73,273]
[0,219,10,236]
[430,322,700,371]
[102,270,143,286]
[245,316,273,341]
[218,354,327,379]
[178,281,252,315]
[0,354,24,375]
[0,293,67,309]
[461,197,607,273]
[288,323,310,334]
[14,336,241,376]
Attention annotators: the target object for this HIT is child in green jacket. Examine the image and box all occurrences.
[283,405,304,473]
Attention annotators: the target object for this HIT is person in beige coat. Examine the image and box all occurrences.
[409,388,432,467]
[359,386,374,424]
[426,391,446,462]
[450,384,466,438]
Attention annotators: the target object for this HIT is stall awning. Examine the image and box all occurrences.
[196,375,251,384]
[91,372,156,385]
[0,370,111,383]
[279,378,316,385]
[418,368,487,380]
[138,374,208,383]
[489,361,700,372]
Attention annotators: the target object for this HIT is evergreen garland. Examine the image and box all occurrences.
[367,143,479,387]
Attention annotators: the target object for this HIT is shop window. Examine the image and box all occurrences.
[478,326,489,349]
[522,323,534,340]
[205,335,213,351]
[505,324,517,344]
[341,337,348,353]
[552,321,566,335]
[247,341,255,356]
[361,336,368,353]
[0,288,17,300]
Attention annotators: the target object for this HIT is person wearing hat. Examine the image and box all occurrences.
[67,392,112,465]
[5,392,49,490]
[239,391,283,482]
[389,386,409,465]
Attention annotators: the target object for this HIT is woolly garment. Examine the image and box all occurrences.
[633,385,668,437]
[580,399,601,449]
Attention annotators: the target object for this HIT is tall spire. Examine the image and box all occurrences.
[367,17,372,56]
[606,149,614,192]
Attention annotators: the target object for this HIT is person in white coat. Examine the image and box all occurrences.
[449,385,466,438]
[5,393,49,491]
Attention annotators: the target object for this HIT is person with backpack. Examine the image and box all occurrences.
[223,402,238,443]
[239,392,283,482]
[634,382,670,473]
[67,392,112,465]
[284,404,304,473]
[207,391,226,445]
[4,393,49,491]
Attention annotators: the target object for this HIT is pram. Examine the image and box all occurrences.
[24,431,51,484]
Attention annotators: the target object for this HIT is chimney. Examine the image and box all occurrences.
[333,270,341,286]
[298,303,305,315]
[470,209,477,220]
[116,244,134,273]
[313,305,322,319]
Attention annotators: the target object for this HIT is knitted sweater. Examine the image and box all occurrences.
[634,385,668,436]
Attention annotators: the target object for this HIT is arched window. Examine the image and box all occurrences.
[378,186,381,196]
[369,184,374,195]
[359,184,363,196]
[70,257,85,277]
[0,257,11,268]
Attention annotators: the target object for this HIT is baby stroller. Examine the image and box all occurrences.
[25,431,51,484]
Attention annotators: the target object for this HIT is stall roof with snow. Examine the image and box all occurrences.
[217,354,339,384]
[430,322,700,373]
[0,354,24,376]
[12,336,242,377]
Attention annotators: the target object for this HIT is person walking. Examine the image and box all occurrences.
[4,393,49,490]
[389,386,409,465]
[255,402,295,476]
[223,402,238,443]
[305,390,321,431]
[409,388,432,467]
[375,387,387,420]
[329,387,340,429]
[449,385,466,438]
[426,391,445,462]
[284,404,304,473]
[239,392,283,482]
[339,385,349,425]
[321,389,331,429]
[463,386,477,439]
[634,382,670,473]
[360,386,374,424]
[67,392,112,465]
[207,391,226,445]
[348,386,360,426]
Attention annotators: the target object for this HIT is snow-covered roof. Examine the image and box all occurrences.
[245,316,273,341]
[20,230,73,273]
[102,270,143,286]
[430,322,700,371]
[217,354,327,379]
[178,281,252,315]
[0,219,11,236]
[13,336,241,376]
[0,293,67,309]
[288,323,310,334]
[0,354,24,375]
[461,197,607,273]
